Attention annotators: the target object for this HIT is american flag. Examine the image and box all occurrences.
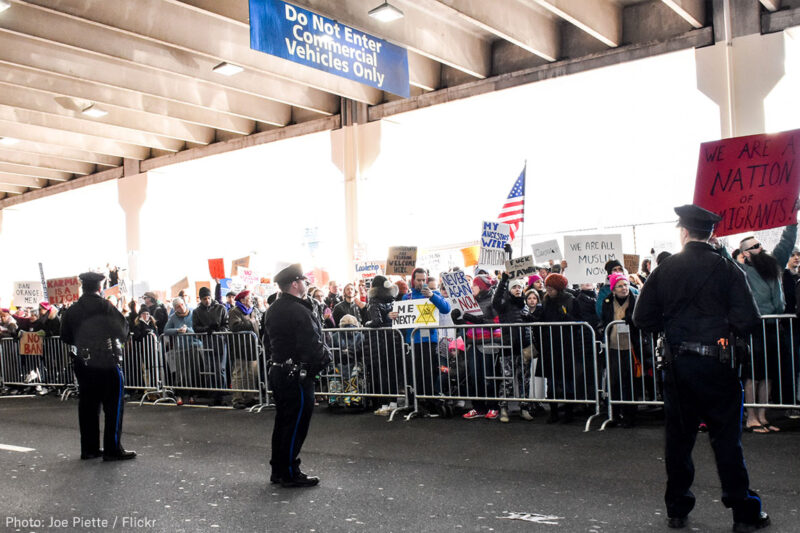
[497,166,526,242]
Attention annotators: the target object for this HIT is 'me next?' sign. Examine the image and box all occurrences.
[249,0,410,97]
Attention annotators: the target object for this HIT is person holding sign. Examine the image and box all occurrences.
[402,268,451,410]
[60,272,134,462]
[633,204,767,532]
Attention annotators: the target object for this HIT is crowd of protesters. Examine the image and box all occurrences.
[2,231,800,428]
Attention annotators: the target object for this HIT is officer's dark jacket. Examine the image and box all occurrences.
[191,302,229,334]
[633,241,760,344]
[60,293,129,349]
[263,292,327,365]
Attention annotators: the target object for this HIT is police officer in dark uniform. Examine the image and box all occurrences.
[264,264,331,487]
[633,205,769,532]
[60,272,135,461]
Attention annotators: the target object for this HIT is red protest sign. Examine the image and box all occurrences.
[693,129,800,237]
[208,258,225,279]
[46,276,81,305]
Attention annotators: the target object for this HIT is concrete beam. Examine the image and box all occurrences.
[762,6,800,33]
[0,166,124,209]
[436,0,560,62]
[759,0,781,11]
[0,172,47,188]
[661,0,706,28]
[0,148,92,175]
[0,162,70,181]
[531,0,621,47]
[0,140,119,167]
[370,28,713,120]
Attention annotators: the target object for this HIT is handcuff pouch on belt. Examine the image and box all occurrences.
[269,358,310,380]
[666,337,745,366]
[71,339,123,369]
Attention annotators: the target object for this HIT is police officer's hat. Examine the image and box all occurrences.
[274,263,307,285]
[674,204,722,233]
[78,272,105,284]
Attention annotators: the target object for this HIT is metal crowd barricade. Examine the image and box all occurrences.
[408,322,603,431]
[1,337,24,388]
[41,336,75,392]
[158,331,263,407]
[121,333,169,404]
[600,321,660,430]
[318,327,410,417]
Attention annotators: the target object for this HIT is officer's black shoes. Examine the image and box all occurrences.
[732,512,770,533]
[80,449,103,460]
[279,471,319,488]
[103,449,137,461]
[667,516,688,529]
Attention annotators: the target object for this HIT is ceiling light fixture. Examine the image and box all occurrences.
[81,104,108,118]
[368,1,404,22]
[0,1,11,14]
[0,136,20,146]
[212,61,244,76]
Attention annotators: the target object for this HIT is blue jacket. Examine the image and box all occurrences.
[164,312,195,335]
[402,288,451,344]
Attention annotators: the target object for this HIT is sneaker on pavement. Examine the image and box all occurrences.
[462,409,485,420]
[499,408,510,423]
[785,409,800,419]
[520,409,534,421]
[485,409,500,420]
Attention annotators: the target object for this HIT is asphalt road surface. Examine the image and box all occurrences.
[1,397,798,532]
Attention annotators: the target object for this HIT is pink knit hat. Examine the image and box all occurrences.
[608,272,628,289]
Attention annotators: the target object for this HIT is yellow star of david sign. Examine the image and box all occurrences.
[415,302,438,325]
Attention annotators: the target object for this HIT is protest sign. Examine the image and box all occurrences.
[195,281,211,298]
[208,258,225,279]
[392,298,439,329]
[505,255,536,280]
[355,261,383,282]
[440,271,482,315]
[563,234,623,285]
[46,276,80,305]
[623,254,640,274]
[417,252,443,276]
[240,268,260,286]
[171,277,189,297]
[693,128,800,237]
[13,281,43,308]
[231,256,250,277]
[154,290,167,303]
[531,239,562,263]
[478,221,510,269]
[386,246,417,275]
[461,245,480,267]
[103,285,121,299]
[219,277,245,298]
[19,331,43,356]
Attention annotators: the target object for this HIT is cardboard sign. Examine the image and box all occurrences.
[440,271,482,316]
[195,281,211,298]
[505,255,536,280]
[46,276,81,305]
[171,277,189,297]
[355,261,383,281]
[208,258,225,280]
[563,234,623,285]
[19,331,43,356]
[478,221,511,269]
[386,246,417,275]
[461,245,480,267]
[623,254,640,275]
[231,256,250,277]
[103,284,121,300]
[240,268,260,286]
[693,129,800,237]
[392,298,439,329]
[13,281,44,308]
[531,239,562,263]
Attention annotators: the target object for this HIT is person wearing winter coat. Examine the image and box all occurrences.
[141,292,169,334]
[492,274,533,422]
[228,290,260,409]
[595,259,639,320]
[163,297,200,405]
[131,309,158,341]
[600,273,642,427]
[192,286,230,397]
[364,275,403,396]
[0,308,18,338]
[32,301,61,337]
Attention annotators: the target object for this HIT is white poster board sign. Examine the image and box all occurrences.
[240,268,260,286]
[531,239,562,263]
[440,271,482,315]
[563,234,623,285]
[392,298,440,329]
[355,261,383,281]
[478,221,510,269]
[14,281,44,308]
[505,255,536,280]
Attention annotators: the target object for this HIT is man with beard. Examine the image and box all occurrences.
[738,221,797,431]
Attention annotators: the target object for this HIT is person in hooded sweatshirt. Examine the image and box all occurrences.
[492,273,533,422]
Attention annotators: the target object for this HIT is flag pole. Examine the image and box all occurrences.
[519,160,527,256]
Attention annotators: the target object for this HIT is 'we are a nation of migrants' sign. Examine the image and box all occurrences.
[249,0,410,97]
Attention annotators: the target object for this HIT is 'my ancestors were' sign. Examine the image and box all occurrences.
[693,129,800,237]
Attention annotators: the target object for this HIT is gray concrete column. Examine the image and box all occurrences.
[331,109,381,279]
[117,170,147,287]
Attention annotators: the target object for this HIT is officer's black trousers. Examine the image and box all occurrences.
[663,354,762,522]
[74,362,125,455]
[268,366,315,479]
